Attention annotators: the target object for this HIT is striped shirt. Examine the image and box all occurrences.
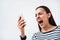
[32,25,60,40]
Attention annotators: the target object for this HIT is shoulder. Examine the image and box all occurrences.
[32,32,40,36]
[32,32,41,39]
[56,25,60,30]
[54,25,60,33]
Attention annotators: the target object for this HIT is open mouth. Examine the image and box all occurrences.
[38,20,43,24]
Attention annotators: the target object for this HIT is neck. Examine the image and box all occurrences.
[41,24,56,32]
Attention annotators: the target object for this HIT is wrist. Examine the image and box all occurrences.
[20,28,25,37]
[20,35,26,39]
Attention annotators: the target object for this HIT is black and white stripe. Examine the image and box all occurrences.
[32,25,60,40]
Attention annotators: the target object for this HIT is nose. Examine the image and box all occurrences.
[36,14,40,19]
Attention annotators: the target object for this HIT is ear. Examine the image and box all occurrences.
[48,13,51,18]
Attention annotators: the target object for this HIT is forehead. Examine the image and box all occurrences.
[35,8,45,14]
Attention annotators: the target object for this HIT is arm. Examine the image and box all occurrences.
[17,16,26,40]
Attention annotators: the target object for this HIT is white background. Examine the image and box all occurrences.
[0,0,60,40]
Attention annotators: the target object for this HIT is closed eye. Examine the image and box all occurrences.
[38,13,42,15]
[35,13,43,17]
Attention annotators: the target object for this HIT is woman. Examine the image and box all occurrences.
[17,6,60,40]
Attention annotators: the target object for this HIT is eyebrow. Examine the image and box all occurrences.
[35,12,42,14]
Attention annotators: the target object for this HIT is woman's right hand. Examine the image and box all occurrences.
[17,16,26,37]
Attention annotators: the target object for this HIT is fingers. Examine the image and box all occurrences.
[18,16,21,21]
[18,19,24,24]
[18,20,26,26]
[17,16,26,29]
[19,23,26,29]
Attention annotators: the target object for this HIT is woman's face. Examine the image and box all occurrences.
[35,8,51,28]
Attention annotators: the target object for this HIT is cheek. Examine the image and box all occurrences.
[42,14,48,21]
[41,15,46,19]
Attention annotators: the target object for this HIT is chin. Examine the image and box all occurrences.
[39,24,44,28]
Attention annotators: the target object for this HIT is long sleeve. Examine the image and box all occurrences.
[20,35,26,40]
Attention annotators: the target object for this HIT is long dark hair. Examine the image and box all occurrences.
[35,6,57,31]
